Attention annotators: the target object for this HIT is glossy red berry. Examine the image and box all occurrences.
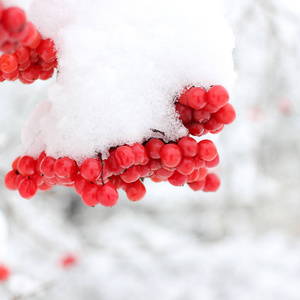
[17,155,36,176]
[203,173,221,192]
[160,143,182,167]
[214,103,236,124]
[18,178,38,199]
[115,146,135,168]
[81,183,99,207]
[74,174,87,195]
[175,103,193,124]
[207,85,229,108]
[187,122,205,137]
[144,139,165,159]
[80,158,101,181]
[22,22,41,49]
[2,7,26,33]
[120,165,141,183]
[0,54,18,73]
[178,136,198,157]
[14,45,31,63]
[204,116,223,131]
[97,183,119,207]
[37,38,57,62]
[187,87,207,109]
[126,180,146,201]
[130,142,147,165]
[4,170,18,190]
[177,157,195,175]
[154,167,174,179]
[168,171,187,186]
[40,156,56,178]
[54,157,78,178]
[205,153,220,168]
[188,180,205,191]
[192,109,211,123]
[22,64,41,81]
[197,140,217,161]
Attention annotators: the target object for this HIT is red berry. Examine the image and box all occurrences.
[160,143,182,167]
[4,170,18,190]
[147,158,162,171]
[107,151,124,175]
[115,146,135,168]
[203,173,221,192]
[139,164,152,177]
[204,116,223,131]
[80,158,101,181]
[22,64,41,81]
[188,180,205,191]
[177,157,195,175]
[0,40,18,53]
[39,68,54,80]
[126,180,146,201]
[54,157,77,179]
[39,59,57,71]
[130,142,147,165]
[207,85,229,108]
[17,155,36,176]
[37,39,57,62]
[22,22,41,49]
[97,183,119,207]
[120,165,141,183]
[175,103,193,124]
[74,174,87,195]
[187,87,207,109]
[197,167,208,180]
[154,167,174,179]
[2,7,26,33]
[205,153,220,168]
[178,136,198,157]
[177,88,190,105]
[203,103,219,113]
[60,254,77,269]
[144,139,165,159]
[30,173,44,186]
[0,264,10,282]
[14,45,31,63]
[192,109,211,123]
[187,169,199,183]
[168,171,187,186]
[38,182,53,191]
[0,54,18,73]
[12,156,21,170]
[197,140,217,161]
[186,122,205,136]
[19,59,31,71]
[150,174,164,183]
[194,156,205,169]
[214,103,236,124]
[81,183,99,207]
[18,178,38,199]
[210,125,224,134]
[2,68,19,81]
[40,156,56,178]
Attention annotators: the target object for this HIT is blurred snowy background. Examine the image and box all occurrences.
[1,0,300,299]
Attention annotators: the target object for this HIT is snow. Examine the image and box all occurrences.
[20,0,235,162]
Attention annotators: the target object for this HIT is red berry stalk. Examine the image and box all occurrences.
[0,4,58,83]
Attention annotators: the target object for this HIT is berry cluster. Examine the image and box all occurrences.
[176,85,236,136]
[5,137,220,207]
[0,5,57,83]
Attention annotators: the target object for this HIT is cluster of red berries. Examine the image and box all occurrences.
[0,5,57,83]
[176,85,236,136]
[5,137,220,207]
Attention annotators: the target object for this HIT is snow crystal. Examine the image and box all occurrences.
[21,0,236,162]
